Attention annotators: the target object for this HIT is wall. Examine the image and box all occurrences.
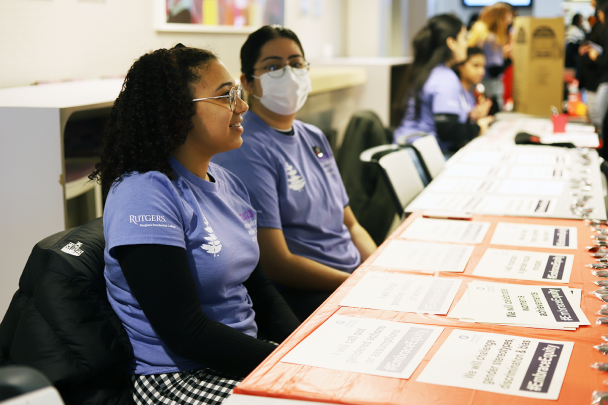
[0,0,345,90]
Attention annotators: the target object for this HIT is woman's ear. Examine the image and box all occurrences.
[240,73,254,93]
[446,36,457,53]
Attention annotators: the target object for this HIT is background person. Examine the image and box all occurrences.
[455,47,493,123]
[393,14,494,155]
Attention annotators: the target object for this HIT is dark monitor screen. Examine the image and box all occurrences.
[462,0,532,6]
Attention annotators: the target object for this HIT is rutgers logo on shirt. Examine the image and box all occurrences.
[285,162,306,191]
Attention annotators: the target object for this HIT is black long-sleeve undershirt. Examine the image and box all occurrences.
[114,244,300,378]
[434,113,480,152]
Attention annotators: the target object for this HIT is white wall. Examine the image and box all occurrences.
[0,0,345,90]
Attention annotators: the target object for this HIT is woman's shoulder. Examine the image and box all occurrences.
[109,170,171,194]
[426,65,459,89]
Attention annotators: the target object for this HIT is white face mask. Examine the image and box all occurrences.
[253,68,312,115]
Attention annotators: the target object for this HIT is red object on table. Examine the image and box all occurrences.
[551,114,568,133]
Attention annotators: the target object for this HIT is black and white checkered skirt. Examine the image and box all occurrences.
[132,368,241,405]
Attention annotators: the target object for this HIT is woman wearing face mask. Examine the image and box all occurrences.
[91,44,300,405]
[393,14,494,154]
[213,25,377,321]
[455,47,493,123]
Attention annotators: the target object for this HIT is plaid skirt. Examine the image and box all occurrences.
[132,368,241,405]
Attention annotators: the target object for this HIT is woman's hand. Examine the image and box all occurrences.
[469,99,493,121]
[476,115,495,135]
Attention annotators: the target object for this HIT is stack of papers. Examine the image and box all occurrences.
[448,281,588,330]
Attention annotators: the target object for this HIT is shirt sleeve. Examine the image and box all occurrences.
[104,172,186,252]
[429,73,463,116]
[216,143,283,230]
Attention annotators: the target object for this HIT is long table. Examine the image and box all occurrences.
[231,213,606,404]
[405,118,606,220]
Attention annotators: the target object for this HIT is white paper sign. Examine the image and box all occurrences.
[399,218,490,244]
[339,272,461,315]
[495,180,564,197]
[490,223,577,249]
[508,166,568,180]
[428,178,499,194]
[472,249,574,283]
[480,197,556,216]
[468,281,589,328]
[417,329,573,399]
[281,314,443,379]
[407,193,487,212]
[371,240,474,273]
[444,164,495,177]
[447,287,581,331]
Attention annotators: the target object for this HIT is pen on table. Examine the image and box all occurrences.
[422,211,473,221]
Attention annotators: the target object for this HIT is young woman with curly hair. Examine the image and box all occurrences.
[90,44,299,405]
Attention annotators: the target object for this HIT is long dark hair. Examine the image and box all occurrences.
[240,25,305,82]
[395,14,464,120]
[89,45,217,196]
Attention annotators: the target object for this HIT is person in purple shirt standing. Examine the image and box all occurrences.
[455,47,493,125]
[90,44,299,405]
[212,26,377,321]
[393,14,494,154]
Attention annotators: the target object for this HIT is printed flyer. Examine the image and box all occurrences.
[399,218,490,244]
[371,240,474,273]
[281,314,443,379]
[490,223,577,249]
[339,272,461,315]
[417,329,573,399]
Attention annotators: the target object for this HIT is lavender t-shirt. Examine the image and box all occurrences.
[393,64,469,149]
[104,158,259,375]
[212,111,360,276]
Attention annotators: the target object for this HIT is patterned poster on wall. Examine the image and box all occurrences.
[160,0,284,32]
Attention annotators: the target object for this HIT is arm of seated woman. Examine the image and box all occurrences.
[343,206,377,262]
[243,261,300,342]
[115,243,277,378]
[256,228,349,291]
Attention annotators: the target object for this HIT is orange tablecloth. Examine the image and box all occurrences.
[236,213,606,404]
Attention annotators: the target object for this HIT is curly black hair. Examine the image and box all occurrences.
[89,45,217,195]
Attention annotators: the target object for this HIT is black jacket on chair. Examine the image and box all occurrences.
[337,110,396,246]
[0,218,134,405]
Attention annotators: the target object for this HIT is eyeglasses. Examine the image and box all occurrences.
[192,85,242,112]
[252,61,311,78]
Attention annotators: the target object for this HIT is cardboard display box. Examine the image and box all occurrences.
[512,17,565,116]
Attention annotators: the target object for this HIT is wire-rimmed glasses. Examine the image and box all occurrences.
[253,61,311,78]
[192,85,242,112]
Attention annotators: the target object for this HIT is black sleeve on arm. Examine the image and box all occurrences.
[114,244,277,378]
[243,262,300,343]
[434,113,481,151]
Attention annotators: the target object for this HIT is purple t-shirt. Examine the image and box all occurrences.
[104,158,259,375]
[212,111,360,276]
[483,35,504,69]
[464,87,476,115]
[393,65,469,149]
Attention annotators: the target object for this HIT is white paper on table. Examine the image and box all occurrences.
[339,272,461,315]
[459,151,507,164]
[495,180,564,197]
[490,223,577,249]
[472,249,574,283]
[407,193,487,213]
[541,134,599,148]
[468,281,589,327]
[447,287,580,331]
[371,240,474,273]
[443,164,495,177]
[416,329,574,400]
[428,178,499,194]
[399,218,491,244]
[509,166,569,180]
[512,154,558,166]
[280,314,444,379]
[480,197,556,216]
